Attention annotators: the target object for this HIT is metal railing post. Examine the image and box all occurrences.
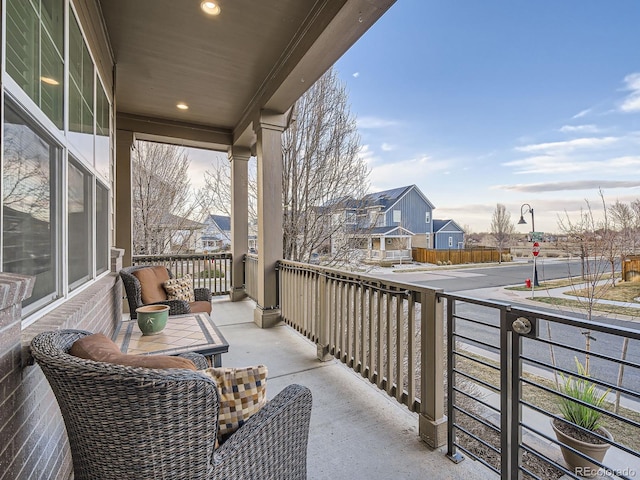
[446,298,464,462]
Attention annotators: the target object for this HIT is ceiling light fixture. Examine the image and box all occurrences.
[201,1,221,16]
[176,103,189,110]
[40,76,60,86]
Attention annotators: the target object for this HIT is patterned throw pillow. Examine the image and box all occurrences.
[163,274,195,302]
[202,365,268,441]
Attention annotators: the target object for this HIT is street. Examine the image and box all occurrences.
[372,259,640,392]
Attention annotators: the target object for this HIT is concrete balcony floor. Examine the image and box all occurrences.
[211,298,493,480]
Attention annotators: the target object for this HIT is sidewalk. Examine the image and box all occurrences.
[462,281,640,320]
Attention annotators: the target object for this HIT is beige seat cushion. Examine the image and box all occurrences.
[189,300,212,315]
[131,266,171,304]
[70,333,197,370]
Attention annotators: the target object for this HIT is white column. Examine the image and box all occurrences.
[228,146,251,301]
[253,111,286,328]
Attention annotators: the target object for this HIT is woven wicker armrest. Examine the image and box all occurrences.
[212,384,312,480]
[179,352,209,370]
[147,299,191,315]
[194,287,212,302]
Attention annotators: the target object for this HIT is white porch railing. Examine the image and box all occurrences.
[368,249,412,260]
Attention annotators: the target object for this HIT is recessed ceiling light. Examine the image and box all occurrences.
[40,76,60,86]
[177,103,189,110]
[201,1,221,15]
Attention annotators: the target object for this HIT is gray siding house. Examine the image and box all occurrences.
[329,185,465,262]
[363,185,435,235]
[433,219,465,250]
[201,214,231,251]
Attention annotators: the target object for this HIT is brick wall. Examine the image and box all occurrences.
[0,273,122,480]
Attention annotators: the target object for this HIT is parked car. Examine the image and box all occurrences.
[309,253,320,265]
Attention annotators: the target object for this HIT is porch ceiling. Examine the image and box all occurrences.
[99,0,395,149]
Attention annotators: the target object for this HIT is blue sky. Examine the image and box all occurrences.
[190,0,640,233]
[332,0,640,233]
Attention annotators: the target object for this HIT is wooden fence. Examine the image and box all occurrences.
[622,255,640,282]
[411,247,506,265]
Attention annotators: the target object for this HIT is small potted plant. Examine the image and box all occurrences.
[551,358,612,477]
[135,304,170,335]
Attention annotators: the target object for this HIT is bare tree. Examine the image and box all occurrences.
[610,199,638,261]
[490,204,515,263]
[557,192,615,372]
[282,67,369,264]
[197,159,258,226]
[132,141,200,255]
[197,68,368,264]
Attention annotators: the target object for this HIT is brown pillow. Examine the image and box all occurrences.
[163,273,195,302]
[131,266,170,304]
[70,333,197,370]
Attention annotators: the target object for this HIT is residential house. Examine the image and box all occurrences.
[330,185,465,263]
[201,214,232,252]
[341,185,434,262]
[433,219,465,250]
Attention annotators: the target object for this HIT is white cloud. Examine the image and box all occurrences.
[381,142,396,151]
[572,108,592,119]
[503,155,640,175]
[514,136,618,154]
[492,180,640,193]
[352,72,360,78]
[559,124,600,134]
[357,144,380,166]
[620,72,640,112]
[357,116,399,129]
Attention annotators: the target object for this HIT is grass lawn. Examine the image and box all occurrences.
[457,352,640,453]
[532,297,640,318]
[566,281,640,303]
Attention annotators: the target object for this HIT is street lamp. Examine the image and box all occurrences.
[518,203,539,287]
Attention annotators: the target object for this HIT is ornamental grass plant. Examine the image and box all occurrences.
[558,358,610,432]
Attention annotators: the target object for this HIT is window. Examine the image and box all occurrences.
[448,236,453,247]
[95,80,111,182]
[3,103,60,308]
[425,212,431,223]
[68,10,94,162]
[68,158,92,289]
[393,210,401,223]
[6,0,64,129]
[2,1,113,320]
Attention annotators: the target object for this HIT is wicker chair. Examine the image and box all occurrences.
[120,265,212,319]
[31,329,313,480]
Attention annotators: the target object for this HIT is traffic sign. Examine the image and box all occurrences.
[532,242,540,257]
[531,231,544,242]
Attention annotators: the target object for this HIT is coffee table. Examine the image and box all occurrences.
[113,312,229,367]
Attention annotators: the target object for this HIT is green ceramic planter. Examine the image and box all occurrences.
[136,305,169,335]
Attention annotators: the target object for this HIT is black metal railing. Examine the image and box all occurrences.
[442,292,640,479]
[132,253,232,295]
